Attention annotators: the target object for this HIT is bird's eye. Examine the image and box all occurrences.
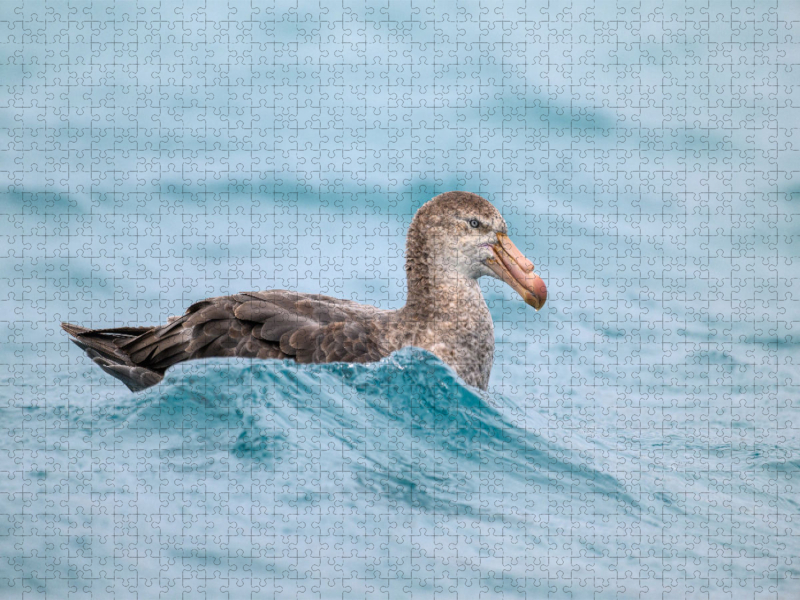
[468,219,480,229]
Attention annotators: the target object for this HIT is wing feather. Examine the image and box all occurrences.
[115,290,392,372]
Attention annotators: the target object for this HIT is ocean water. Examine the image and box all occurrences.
[2,0,800,598]
[5,349,797,599]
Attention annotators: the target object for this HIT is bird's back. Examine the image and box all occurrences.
[63,290,394,391]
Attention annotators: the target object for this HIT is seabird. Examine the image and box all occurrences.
[62,191,547,391]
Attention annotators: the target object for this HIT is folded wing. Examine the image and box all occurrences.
[121,290,387,370]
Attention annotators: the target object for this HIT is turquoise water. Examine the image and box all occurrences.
[4,351,796,598]
[2,0,799,598]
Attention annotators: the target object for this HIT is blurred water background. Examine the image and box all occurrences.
[1,1,799,598]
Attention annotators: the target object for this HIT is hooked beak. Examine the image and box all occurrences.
[486,233,547,310]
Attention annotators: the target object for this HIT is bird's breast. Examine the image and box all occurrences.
[406,311,494,389]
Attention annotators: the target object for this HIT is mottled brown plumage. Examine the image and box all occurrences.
[62,192,546,391]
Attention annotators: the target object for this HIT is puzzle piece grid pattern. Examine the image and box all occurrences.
[1,1,799,598]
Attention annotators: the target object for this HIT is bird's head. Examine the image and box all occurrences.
[407,191,547,310]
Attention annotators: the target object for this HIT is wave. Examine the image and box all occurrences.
[111,348,633,512]
[2,349,792,597]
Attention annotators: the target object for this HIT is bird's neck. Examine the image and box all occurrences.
[404,263,488,320]
[402,222,489,321]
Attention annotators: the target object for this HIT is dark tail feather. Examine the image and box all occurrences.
[61,323,164,392]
